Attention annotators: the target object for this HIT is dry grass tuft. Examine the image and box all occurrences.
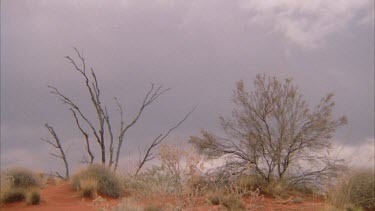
[26,189,41,205]
[0,188,26,204]
[6,168,42,189]
[72,164,123,198]
[80,178,98,198]
[221,194,246,211]
[328,168,375,210]
[0,168,43,204]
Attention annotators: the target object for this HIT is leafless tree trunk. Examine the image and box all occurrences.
[42,124,70,180]
[47,48,193,171]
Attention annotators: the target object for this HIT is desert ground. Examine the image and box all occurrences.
[1,180,335,211]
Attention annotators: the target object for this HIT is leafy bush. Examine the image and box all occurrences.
[26,189,41,205]
[329,168,375,210]
[72,164,123,198]
[0,188,26,204]
[6,168,41,189]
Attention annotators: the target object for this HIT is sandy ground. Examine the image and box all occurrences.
[1,182,334,211]
[0,182,121,211]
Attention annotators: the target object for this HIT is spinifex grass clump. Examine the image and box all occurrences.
[73,164,123,198]
[329,168,375,210]
[80,178,98,198]
[221,194,246,211]
[7,168,42,189]
[26,189,41,205]
[0,188,26,204]
[0,168,42,204]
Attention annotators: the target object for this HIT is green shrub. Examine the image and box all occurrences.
[26,189,41,205]
[329,168,375,210]
[72,164,123,198]
[0,188,26,203]
[6,168,41,189]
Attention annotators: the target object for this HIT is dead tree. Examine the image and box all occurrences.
[42,124,70,180]
[48,48,193,171]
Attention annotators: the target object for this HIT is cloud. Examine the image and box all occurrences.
[333,138,375,168]
[239,0,374,49]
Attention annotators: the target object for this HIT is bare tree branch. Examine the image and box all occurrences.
[190,74,347,186]
[43,123,70,180]
[135,106,196,176]
[70,108,94,164]
[113,84,171,171]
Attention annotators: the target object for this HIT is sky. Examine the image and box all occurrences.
[1,0,374,173]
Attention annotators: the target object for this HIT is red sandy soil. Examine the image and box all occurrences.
[0,182,121,211]
[1,182,334,211]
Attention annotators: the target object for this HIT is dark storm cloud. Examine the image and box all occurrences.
[1,0,374,171]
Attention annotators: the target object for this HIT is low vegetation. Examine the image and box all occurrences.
[6,168,42,189]
[0,188,26,204]
[72,164,123,198]
[0,168,42,205]
[329,168,375,210]
[26,189,41,205]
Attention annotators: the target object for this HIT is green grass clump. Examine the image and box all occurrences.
[26,189,41,205]
[73,164,123,198]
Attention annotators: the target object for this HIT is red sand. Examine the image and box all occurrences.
[0,182,121,211]
[1,182,333,211]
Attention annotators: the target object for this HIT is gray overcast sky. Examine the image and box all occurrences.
[1,0,374,172]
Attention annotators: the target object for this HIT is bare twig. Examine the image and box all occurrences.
[134,106,196,176]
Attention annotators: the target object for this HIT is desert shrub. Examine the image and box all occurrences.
[221,194,246,211]
[329,168,375,210]
[80,178,98,198]
[6,168,41,189]
[207,193,221,205]
[112,198,144,211]
[127,166,177,199]
[262,179,290,198]
[0,188,26,204]
[73,164,123,198]
[26,189,41,205]
[144,205,163,211]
